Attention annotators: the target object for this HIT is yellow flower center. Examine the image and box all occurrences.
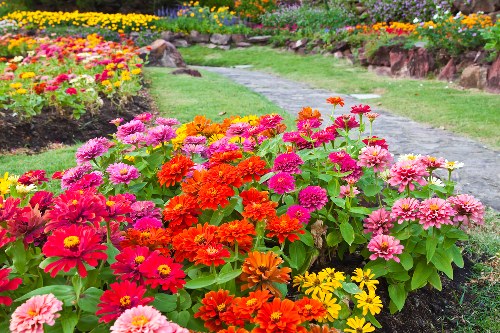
[119,168,129,175]
[429,204,439,211]
[304,304,313,310]
[371,151,379,156]
[173,203,183,210]
[131,315,149,326]
[246,298,257,306]
[380,242,389,251]
[72,199,78,205]
[402,203,409,210]
[134,255,145,264]
[217,303,226,311]
[106,200,115,206]
[27,308,38,317]
[141,231,151,238]
[270,311,282,321]
[119,295,131,307]
[157,264,171,277]
[205,246,218,255]
[194,234,205,244]
[63,236,80,249]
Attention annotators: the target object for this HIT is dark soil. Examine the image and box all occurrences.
[0,90,155,153]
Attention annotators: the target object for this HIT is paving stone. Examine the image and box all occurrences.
[349,93,381,100]
[197,66,500,210]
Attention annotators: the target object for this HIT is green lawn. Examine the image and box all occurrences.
[180,46,500,149]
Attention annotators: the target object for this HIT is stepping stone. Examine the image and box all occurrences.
[350,93,381,100]
[234,65,253,69]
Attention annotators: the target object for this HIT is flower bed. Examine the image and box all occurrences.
[0,98,485,332]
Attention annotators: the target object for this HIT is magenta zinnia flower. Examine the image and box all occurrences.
[29,191,54,213]
[368,234,404,262]
[272,152,304,174]
[286,205,311,225]
[0,227,15,248]
[9,293,63,333]
[139,252,186,293]
[0,268,22,306]
[106,163,140,185]
[155,117,180,126]
[333,114,359,131]
[350,104,371,114]
[418,198,454,230]
[357,145,393,172]
[146,125,177,146]
[299,186,328,211]
[130,201,162,221]
[76,137,111,164]
[447,194,485,227]
[7,205,47,247]
[111,246,152,282]
[18,170,48,186]
[116,120,146,141]
[388,159,428,192]
[363,209,394,235]
[391,197,420,223]
[268,172,296,194]
[68,171,103,191]
[111,305,189,333]
[134,217,163,230]
[329,151,363,180]
[259,114,284,130]
[61,164,92,189]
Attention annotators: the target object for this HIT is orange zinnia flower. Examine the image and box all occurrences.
[217,326,249,333]
[240,251,291,297]
[236,156,269,183]
[172,223,219,262]
[231,289,271,319]
[326,96,345,107]
[180,169,205,196]
[239,188,270,206]
[210,150,243,167]
[308,324,339,333]
[194,289,234,332]
[203,163,243,188]
[295,297,327,322]
[217,219,256,252]
[253,298,305,333]
[242,201,277,222]
[266,215,305,244]
[157,155,194,187]
[186,115,211,136]
[162,194,200,233]
[198,183,235,210]
[121,228,171,256]
[194,243,231,267]
[297,106,323,122]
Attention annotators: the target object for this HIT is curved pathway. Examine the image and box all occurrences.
[198,66,500,210]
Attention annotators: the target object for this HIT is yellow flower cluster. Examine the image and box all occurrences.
[177,1,236,27]
[372,21,416,33]
[0,172,35,197]
[449,12,493,29]
[2,11,160,32]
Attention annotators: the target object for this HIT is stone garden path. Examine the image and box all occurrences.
[198,66,500,210]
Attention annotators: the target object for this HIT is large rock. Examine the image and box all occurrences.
[368,46,391,67]
[389,49,408,75]
[210,33,231,45]
[248,36,272,44]
[438,58,457,81]
[189,30,210,43]
[172,39,189,48]
[407,48,434,78]
[160,31,174,42]
[290,38,308,50]
[459,65,488,89]
[487,56,500,90]
[231,34,247,44]
[139,40,186,68]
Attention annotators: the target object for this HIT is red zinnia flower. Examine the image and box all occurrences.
[162,194,200,233]
[217,327,249,333]
[110,246,152,282]
[350,104,371,114]
[172,223,219,262]
[96,280,154,323]
[157,155,194,187]
[0,227,15,249]
[203,163,243,188]
[198,183,235,210]
[209,150,243,167]
[139,251,186,293]
[266,214,305,244]
[42,225,107,277]
[194,243,231,267]
[194,289,234,332]
[65,87,78,95]
[295,297,327,321]
[18,170,48,185]
[7,205,47,247]
[0,268,23,306]
[105,194,134,224]
[120,228,171,255]
[236,156,269,183]
[253,298,304,333]
[239,188,270,206]
[242,201,278,222]
[217,219,256,252]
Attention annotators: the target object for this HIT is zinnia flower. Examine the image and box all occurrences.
[111,305,188,333]
[146,125,177,146]
[60,164,92,189]
[194,243,231,267]
[388,159,428,192]
[326,96,344,107]
[266,214,305,244]
[217,219,256,252]
[7,205,46,247]
[96,281,154,323]
[116,120,146,141]
[111,246,152,282]
[133,217,163,230]
[76,137,110,164]
[157,155,194,187]
[42,224,107,277]
[197,183,235,210]
[357,145,393,172]
[295,297,327,322]
[65,87,77,95]
[9,293,63,333]
[367,234,404,262]
[363,209,394,235]
[106,163,140,185]
[162,194,200,232]
[448,194,484,227]
[344,316,375,333]
[354,289,383,316]
[418,198,454,230]
[268,172,295,194]
[139,251,186,293]
[350,104,371,114]
[194,289,234,332]
[391,197,420,223]
[299,186,328,211]
[286,205,311,225]
[0,268,23,306]
[339,185,360,198]
[236,156,269,183]
[351,268,379,292]
[18,170,48,185]
[333,114,359,131]
[253,298,303,333]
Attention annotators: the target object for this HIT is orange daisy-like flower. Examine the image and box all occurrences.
[203,163,243,188]
[162,194,200,233]
[194,243,231,267]
[308,324,339,333]
[295,297,328,322]
[157,155,194,187]
[216,326,249,333]
[266,214,305,244]
[210,150,243,167]
[186,115,212,136]
[121,228,171,256]
[198,183,235,210]
[194,289,234,332]
[180,170,205,196]
[326,96,345,107]
[253,298,305,333]
[217,219,256,252]
[240,188,270,206]
[240,251,291,297]
[242,201,278,222]
[202,123,223,137]
[297,106,323,122]
[236,156,269,183]
[172,223,219,262]
[232,289,271,320]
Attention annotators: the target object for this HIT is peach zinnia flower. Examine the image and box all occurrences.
[10,293,63,333]
[367,234,404,262]
[240,251,292,297]
[253,298,305,333]
[418,198,454,230]
[111,305,188,333]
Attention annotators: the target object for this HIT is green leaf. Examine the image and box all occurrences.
[6,240,27,274]
[289,241,306,269]
[178,289,192,311]
[399,252,414,270]
[128,182,147,192]
[427,270,442,291]
[152,293,178,313]
[364,260,390,278]
[431,249,453,279]
[76,314,99,332]
[339,221,355,245]
[326,230,342,247]
[411,261,433,290]
[89,325,110,333]
[177,310,190,327]
[365,312,382,328]
[342,282,361,294]
[388,283,407,311]
[349,206,372,215]
[449,245,464,268]
[217,269,242,284]
[15,285,76,306]
[184,274,217,289]
[78,287,104,313]
[105,242,119,265]
[61,311,79,333]
[363,183,382,197]
[299,230,314,247]
[426,236,438,263]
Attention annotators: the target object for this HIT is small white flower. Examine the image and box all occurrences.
[413,18,420,23]
[12,56,23,62]
[399,154,422,162]
[445,160,464,170]
[428,177,445,187]
[16,183,37,194]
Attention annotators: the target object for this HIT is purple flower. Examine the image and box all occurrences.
[76,137,111,164]
[106,163,140,185]
[299,186,328,211]
[268,172,295,194]
[287,205,311,224]
[273,152,304,174]
[184,136,207,145]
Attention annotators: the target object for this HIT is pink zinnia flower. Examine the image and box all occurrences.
[362,136,388,150]
[286,205,311,224]
[366,112,380,121]
[363,209,394,235]
[134,217,163,230]
[111,305,188,333]
[419,155,446,170]
[68,171,103,191]
[299,186,328,211]
[134,112,153,122]
[368,234,404,262]
[106,163,140,185]
[297,118,322,131]
[116,120,146,141]
[358,145,393,172]
[391,197,420,223]
[76,137,111,164]
[110,118,124,126]
[418,198,454,230]
[184,136,206,145]
[311,129,336,147]
[339,185,360,198]
[130,201,161,221]
[146,125,177,146]
[350,104,371,114]
[447,194,485,227]
[388,159,428,192]
[155,117,180,126]
[333,114,359,131]
[61,164,92,189]
[0,268,22,306]
[10,293,63,333]
[329,151,363,180]
[65,87,77,95]
[268,172,295,194]
[122,132,147,145]
[259,114,283,130]
[272,152,304,174]
[226,122,251,137]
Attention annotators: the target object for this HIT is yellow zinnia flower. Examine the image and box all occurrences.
[352,268,379,292]
[355,289,383,316]
[313,291,342,322]
[344,316,375,333]
[301,272,337,298]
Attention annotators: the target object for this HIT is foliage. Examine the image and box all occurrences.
[481,20,500,60]
[177,1,239,27]
[361,0,453,23]
[235,0,277,20]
